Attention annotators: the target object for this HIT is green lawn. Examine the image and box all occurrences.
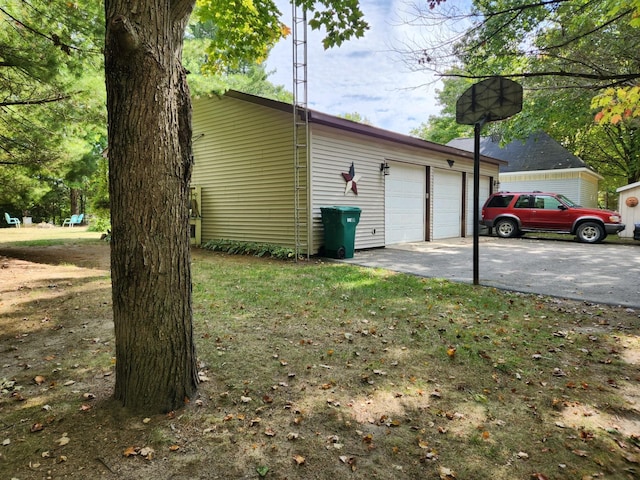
[0,238,638,479]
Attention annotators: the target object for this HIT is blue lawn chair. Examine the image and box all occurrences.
[4,212,21,228]
[62,213,84,227]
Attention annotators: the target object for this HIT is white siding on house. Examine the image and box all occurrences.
[499,168,601,207]
[617,182,640,238]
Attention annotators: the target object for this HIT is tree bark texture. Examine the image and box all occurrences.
[70,188,80,215]
[104,0,198,413]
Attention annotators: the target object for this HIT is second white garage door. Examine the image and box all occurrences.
[432,169,463,240]
[385,162,425,244]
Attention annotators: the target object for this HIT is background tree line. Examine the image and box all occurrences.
[407,0,640,204]
[0,0,293,227]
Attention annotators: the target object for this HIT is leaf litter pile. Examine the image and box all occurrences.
[0,241,639,480]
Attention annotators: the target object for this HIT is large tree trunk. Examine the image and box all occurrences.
[104,0,198,413]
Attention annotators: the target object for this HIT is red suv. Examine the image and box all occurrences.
[481,192,624,243]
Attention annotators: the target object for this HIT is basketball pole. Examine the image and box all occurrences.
[473,118,487,286]
[455,76,523,287]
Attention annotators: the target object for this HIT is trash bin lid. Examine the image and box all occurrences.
[321,206,361,213]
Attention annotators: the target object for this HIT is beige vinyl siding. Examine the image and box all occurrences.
[309,125,493,251]
[191,96,308,248]
[310,126,385,252]
[191,92,502,254]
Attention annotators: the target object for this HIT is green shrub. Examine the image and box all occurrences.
[87,215,111,233]
[201,239,295,260]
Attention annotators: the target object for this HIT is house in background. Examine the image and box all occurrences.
[190,91,505,254]
[448,131,602,208]
[616,181,640,238]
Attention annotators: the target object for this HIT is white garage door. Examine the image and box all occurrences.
[433,169,463,240]
[385,163,425,244]
[465,175,491,236]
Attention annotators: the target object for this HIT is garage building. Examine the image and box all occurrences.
[191,91,504,254]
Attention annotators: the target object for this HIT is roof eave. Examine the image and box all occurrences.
[222,90,506,167]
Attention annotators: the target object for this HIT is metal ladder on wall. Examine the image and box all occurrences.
[292,1,309,260]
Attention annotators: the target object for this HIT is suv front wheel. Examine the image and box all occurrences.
[495,218,519,238]
[575,221,605,243]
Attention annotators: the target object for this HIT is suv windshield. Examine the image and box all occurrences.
[556,194,580,207]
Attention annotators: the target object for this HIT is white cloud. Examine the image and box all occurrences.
[264,0,443,134]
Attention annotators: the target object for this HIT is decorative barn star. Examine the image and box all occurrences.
[342,162,361,195]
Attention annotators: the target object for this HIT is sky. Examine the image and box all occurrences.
[263,0,444,135]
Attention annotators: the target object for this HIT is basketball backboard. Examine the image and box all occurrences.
[456,77,522,125]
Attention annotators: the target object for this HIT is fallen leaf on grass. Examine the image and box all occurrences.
[57,434,70,446]
[623,453,639,463]
[516,451,529,459]
[169,445,180,452]
[439,466,457,479]
[123,446,138,457]
[530,474,549,480]
[572,449,588,457]
[34,375,46,385]
[339,455,357,470]
[30,423,44,433]
[140,447,155,459]
[293,454,305,465]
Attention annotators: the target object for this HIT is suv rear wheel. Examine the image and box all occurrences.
[575,222,605,243]
[495,218,519,238]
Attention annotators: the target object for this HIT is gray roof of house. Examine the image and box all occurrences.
[447,131,588,172]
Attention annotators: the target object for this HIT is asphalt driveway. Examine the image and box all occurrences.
[342,236,640,308]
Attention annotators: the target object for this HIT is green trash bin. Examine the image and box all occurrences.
[320,206,361,259]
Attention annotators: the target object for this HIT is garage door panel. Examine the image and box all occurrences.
[385,163,425,244]
[433,169,462,240]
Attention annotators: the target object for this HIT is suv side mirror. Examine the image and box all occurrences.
[558,204,568,210]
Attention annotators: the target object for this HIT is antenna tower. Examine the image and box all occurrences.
[292,1,309,260]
